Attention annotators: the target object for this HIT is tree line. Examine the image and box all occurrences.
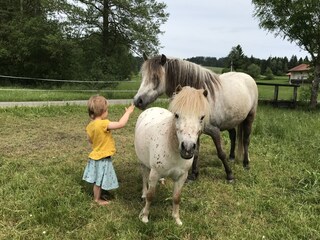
[186,44,310,79]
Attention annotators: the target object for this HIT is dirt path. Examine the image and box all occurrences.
[0,99,133,108]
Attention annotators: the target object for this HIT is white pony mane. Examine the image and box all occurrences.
[169,86,210,122]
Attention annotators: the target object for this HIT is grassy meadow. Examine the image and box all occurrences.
[0,103,319,239]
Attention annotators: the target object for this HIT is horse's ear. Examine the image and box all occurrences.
[203,89,208,98]
[160,54,167,65]
[175,85,182,93]
[143,52,148,61]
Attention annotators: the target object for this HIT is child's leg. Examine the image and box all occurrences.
[93,184,109,205]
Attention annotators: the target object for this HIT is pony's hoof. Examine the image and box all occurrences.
[175,218,183,226]
[229,156,235,161]
[141,216,149,223]
[139,210,149,223]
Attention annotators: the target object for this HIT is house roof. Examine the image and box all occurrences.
[288,64,310,72]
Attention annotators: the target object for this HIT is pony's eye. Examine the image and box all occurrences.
[175,113,179,119]
[200,115,205,121]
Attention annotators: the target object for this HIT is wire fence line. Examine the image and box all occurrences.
[0,88,137,93]
[0,74,139,84]
[0,74,140,96]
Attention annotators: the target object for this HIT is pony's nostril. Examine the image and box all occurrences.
[181,142,195,152]
[181,142,186,151]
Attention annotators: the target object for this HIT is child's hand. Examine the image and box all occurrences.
[125,103,135,114]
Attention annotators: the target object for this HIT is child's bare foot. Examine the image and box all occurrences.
[94,199,110,206]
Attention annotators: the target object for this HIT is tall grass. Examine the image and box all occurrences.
[0,103,319,239]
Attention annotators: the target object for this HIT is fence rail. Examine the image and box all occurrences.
[256,82,300,108]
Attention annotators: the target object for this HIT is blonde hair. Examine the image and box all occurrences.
[87,95,108,119]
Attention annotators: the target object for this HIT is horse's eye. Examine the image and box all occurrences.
[200,115,205,121]
[175,113,179,119]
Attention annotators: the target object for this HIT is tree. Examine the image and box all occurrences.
[61,0,168,55]
[252,0,320,108]
[264,67,274,80]
[247,63,261,79]
[53,0,168,80]
[227,45,246,71]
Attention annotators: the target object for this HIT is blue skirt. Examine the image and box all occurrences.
[82,157,119,190]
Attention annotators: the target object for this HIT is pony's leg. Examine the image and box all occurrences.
[228,128,236,160]
[141,164,150,199]
[242,112,255,169]
[206,126,234,181]
[187,137,200,181]
[172,172,188,225]
[139,169,159,223]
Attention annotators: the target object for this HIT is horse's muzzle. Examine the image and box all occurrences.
[133,96,146,110]
[180,142,196,159]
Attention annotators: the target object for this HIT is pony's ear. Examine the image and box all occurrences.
[203,89,208,98]
[160,54,167,65]
[175,85,182,93]
[143,52,148,61]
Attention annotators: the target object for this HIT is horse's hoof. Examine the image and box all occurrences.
[243,164,250,170]
[226,174,234,183]
[229,157,235,161]
[185,178,195,184]
[187,173,198,181]
[227,178,234,184]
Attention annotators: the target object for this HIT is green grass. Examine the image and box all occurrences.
[0,103,319,239]
[205,66,224,74]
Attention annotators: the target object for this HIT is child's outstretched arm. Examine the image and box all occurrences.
[107,103,135,130]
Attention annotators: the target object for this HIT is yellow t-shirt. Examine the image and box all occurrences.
[86,119,116,160]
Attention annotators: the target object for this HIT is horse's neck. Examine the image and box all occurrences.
[164,59,213,97]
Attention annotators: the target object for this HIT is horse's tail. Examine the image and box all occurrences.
[236,123,244,161]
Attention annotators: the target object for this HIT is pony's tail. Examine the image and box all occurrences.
[236,123,244,161]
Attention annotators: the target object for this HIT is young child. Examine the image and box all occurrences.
[83,95,135,206]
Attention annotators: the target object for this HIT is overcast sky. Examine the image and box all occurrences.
[158,0,309,60]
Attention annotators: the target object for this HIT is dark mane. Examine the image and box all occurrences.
[164,58,221,98]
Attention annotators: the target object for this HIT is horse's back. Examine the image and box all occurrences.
[219,72,258,108]
[211,72,258,129]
